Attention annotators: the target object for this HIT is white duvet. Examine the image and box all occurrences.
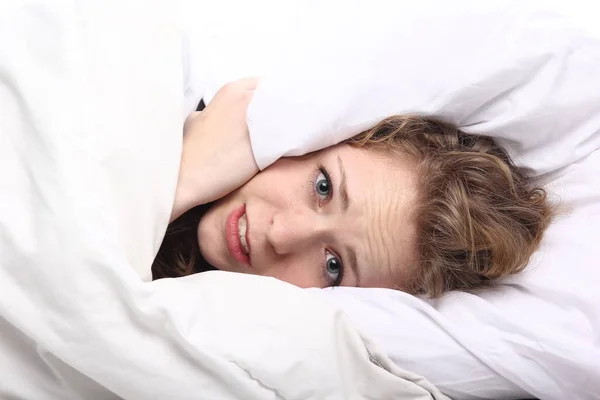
[3,0,600,399]
[0,1,446,399]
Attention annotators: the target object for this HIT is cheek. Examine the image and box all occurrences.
[196,209,214,246]
[240,161,307,203]
[196,216,213,259]
[196,205,226,268]
[257,257,325,289]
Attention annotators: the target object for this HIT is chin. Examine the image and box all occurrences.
[196,236,219,267]
[198,243,237,274]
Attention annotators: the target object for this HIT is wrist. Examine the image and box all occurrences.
[171,178,197,222]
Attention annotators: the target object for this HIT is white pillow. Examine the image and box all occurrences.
[182,1,600,398]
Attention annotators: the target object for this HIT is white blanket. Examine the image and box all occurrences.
[0,1,447,399]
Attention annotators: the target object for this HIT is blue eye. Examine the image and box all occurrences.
[324,251,343,286]
[314,170,331,201]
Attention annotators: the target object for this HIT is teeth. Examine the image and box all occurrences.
[238,214,249,255]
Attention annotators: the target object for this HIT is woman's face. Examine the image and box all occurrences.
[197,144,418,288]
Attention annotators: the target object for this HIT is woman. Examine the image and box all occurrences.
[153,79,552,297]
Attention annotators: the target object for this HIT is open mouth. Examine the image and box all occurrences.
[225,204,251,266]
[238,213,250,255]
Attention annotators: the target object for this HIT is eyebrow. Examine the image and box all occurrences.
[345,244,360,287]
[337,155,350,212]
[337,155,360,287]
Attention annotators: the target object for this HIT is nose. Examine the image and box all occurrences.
[266,206,327,255]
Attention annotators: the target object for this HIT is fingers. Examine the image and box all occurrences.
[209,77,259,112]
[219,77,259,95]
[234,76,260,91]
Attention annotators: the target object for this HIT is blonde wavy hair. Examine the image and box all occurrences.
[346,116,552,297]
[153,116,552,298]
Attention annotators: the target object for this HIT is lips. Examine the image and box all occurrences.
[225,204,251,266]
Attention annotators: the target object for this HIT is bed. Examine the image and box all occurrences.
[1,0,599,399]
[182,2,600,398]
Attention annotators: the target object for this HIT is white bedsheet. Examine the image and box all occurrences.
[0,1,447,399]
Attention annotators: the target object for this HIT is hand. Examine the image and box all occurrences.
[171,78,259,221]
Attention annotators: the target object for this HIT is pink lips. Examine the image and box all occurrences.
[225,204,250,266]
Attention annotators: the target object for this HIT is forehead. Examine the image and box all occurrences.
[327,144,419,288]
